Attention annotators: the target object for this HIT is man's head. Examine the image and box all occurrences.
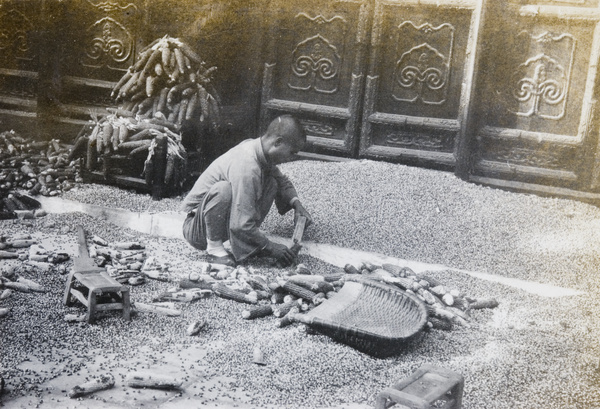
[261,115,306,165]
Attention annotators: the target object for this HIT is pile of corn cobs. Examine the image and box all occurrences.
[86,234,169,287]
[77,35,220,193]
[1,233,72,320]
[183,260,499,332]
[0,130,83,209]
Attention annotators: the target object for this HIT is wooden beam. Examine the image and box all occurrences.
[470,175,600,205]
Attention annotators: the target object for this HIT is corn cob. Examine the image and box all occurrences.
[16,277,45,292]
[344,264,360,275]
[118,140,152,150]
[420,274,443,288]
[429,317,453,331]
[111,124,120,151]
[288,274,324,285]
[212,283,257,304]
[242,304,273,320]
[187,320,206,335]
[270,291,285,304]
[278,312,298,328]
[273,301,297,318]
[280,280,317,302]
[161,44,171,68]
[244,275,271,294]
[381,275,414,290]
[0,289,13,300]
[68,374,115,398]
[185,91,199,120]
[126,373,182,390]
[310,281,335,294]
[127,129,152,142]
[469,298,499,310]
[3,281,31,292]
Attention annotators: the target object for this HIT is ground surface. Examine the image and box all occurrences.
[1,159,600,408]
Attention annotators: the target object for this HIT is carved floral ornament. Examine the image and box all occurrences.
[0,9,34,59]
[287,13,347,95]
[386,131,448,150]
[392,22,454,106]
[299,119,335,137]
[85,0,138,13]
[82,17,134,71]
[509,31,575,120]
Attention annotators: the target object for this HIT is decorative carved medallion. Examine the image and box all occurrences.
[0,9,34,61]
[510,31,575,120]
[287,13,347,95]
[82,17,134,71]
[288,34,341,94]
[295,13,346,26]
[300,119,335,137]
[484,146,565,169]
[386,131,453,150]
[85,0,138,13]
[392,22,454,105]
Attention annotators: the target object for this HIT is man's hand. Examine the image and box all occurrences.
[264,241,296,267]
[293,201,312,228]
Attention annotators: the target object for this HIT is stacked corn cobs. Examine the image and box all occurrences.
[83,36,220,191]
[0,130,82,200]
[112,35,220,131]
[86,109,188,190]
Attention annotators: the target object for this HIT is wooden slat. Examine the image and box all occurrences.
[63,76,115,89]
[368,113,460,132]
[481,126,583,147]
[470,175,600,204]
[520,5,600,20]
[0,96,37,108]
[96,303,125,312]
[264,99,351,119]
[70,289,88,307]
[474,160,578,182]
[0,68,38,79]
[384,0,476,8]
[363,145,456,167]
[74,272,123,292]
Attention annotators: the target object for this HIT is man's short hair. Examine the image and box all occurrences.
[266,115,306,143]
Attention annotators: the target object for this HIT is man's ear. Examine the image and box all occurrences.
[273,136,284,146]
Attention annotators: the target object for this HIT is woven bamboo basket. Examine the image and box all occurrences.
[292,275,428,358]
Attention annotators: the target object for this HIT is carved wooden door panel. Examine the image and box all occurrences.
[260,0,372,155]
[358,0,485,168]
[0,1,42,120]
[468,1,600,192]
[58,0,147,123]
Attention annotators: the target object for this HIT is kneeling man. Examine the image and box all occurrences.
[181,115,312,267]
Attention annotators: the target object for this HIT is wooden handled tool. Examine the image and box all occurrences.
[273,216,308,268]
[292,216,307,244]
[287,216,307,266]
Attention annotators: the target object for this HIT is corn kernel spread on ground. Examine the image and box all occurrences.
[2,159,600,408]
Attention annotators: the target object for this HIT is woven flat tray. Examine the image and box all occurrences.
[293,275,428,357]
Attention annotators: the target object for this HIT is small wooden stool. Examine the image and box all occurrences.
[375,364,464,409]
[64,269,131,324]
[63,225,131,324]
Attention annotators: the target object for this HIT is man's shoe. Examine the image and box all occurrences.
[206,253,236,267]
